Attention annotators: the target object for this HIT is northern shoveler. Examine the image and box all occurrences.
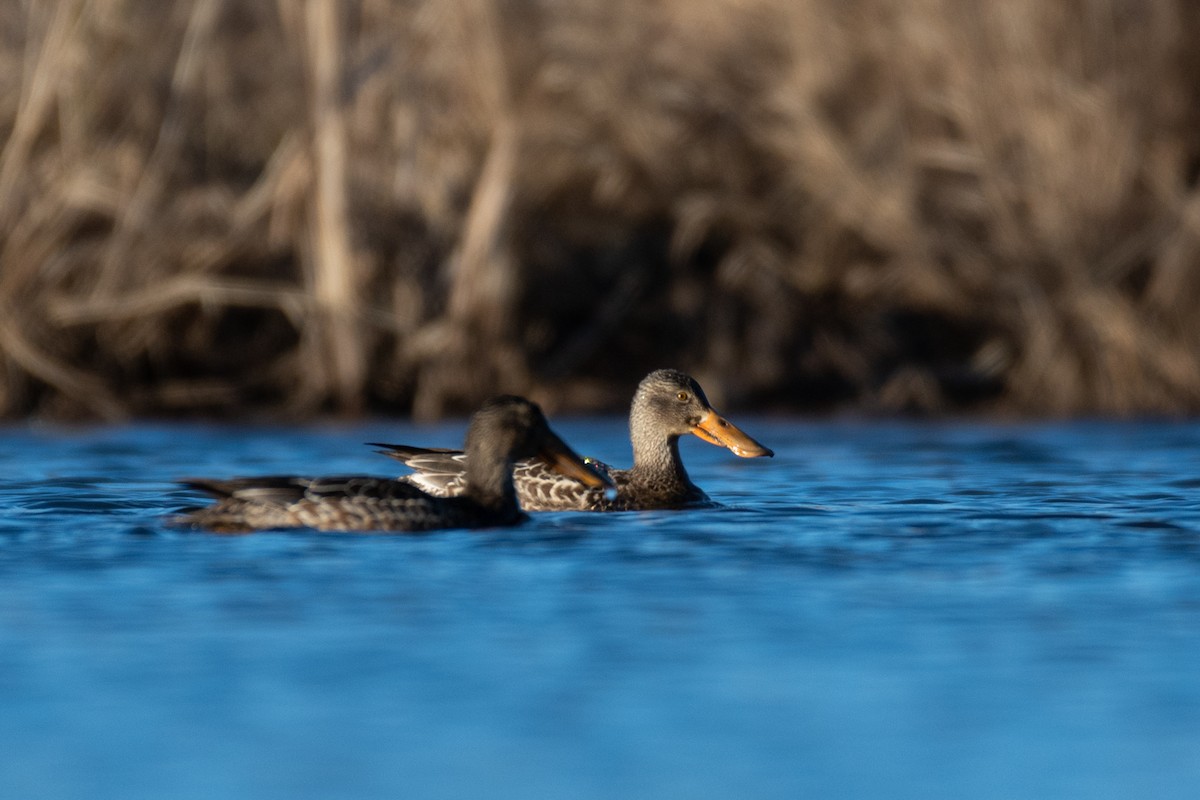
[374,369,773,512]
[172,396,613,532]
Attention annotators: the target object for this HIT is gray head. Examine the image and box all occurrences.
[630,370,773,458]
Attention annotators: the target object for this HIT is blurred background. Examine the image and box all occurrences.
[2,0,1200,421]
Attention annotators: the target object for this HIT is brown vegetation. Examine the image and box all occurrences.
[2,0,1200,420]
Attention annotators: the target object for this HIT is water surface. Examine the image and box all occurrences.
[1,419,1199,799]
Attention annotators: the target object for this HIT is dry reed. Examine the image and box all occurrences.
[1,0,1199,419]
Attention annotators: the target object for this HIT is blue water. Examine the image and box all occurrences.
[1,419,1199,799]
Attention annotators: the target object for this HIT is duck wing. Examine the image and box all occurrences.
[370,444,469,496]
[182,475,432,503]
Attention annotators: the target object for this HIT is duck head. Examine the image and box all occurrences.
[468,396,614,488]
[630,370,774,458]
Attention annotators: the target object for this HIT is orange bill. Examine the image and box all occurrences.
[538,432,615,489]
[691,410,774,458]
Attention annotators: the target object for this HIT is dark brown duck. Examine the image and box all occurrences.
[174,396,612,532]
[374,370,773,512]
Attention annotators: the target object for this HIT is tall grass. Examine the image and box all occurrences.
[1,0,1199,419]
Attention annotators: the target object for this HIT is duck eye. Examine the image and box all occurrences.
[676,391,689,402]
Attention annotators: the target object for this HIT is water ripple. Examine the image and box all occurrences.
[2,419,1200,799]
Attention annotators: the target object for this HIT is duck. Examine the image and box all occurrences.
[172,396,613,532]
[373,369,773,512]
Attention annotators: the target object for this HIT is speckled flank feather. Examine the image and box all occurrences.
[377,370,772,512]
[369,445,623,507]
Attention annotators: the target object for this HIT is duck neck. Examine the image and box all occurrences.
[630,422,691,488]
[463,448,519,512]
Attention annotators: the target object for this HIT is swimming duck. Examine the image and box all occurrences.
[374,369,773,511]
[173,396,613,532]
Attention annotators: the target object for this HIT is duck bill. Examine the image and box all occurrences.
[538,432,614,489]
[691,410,775,458]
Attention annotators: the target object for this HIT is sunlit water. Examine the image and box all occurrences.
[1,419,1199,799]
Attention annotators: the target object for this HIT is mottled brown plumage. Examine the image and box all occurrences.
[173,396,612,532]
[375,370,773,511]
